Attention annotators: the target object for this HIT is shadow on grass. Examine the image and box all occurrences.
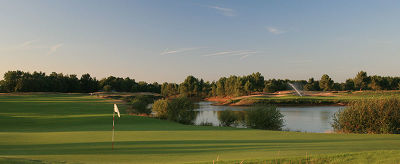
[0,114,240,132]
[0,157,42,164]
[0,138,390,156]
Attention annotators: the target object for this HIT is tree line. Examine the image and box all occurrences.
[1,70,399,96]
[161,71,400,98]
[303,71,400,91]
[0,70,161,93]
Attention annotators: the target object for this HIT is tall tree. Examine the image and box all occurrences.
[369,76,389,90]
[244,80,253,95]
[2,70,24,92]
[80,73,98,93]
[249,72,264,92]
[343,79,355,91]
[216,77,226,97]
[319,74,334,91]
[354,71,369,90]
[234,77,246,96]
[303,78,320,91]
[179,75,200,97]
[210,82,217,97]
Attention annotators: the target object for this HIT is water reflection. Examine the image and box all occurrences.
[194,101,343,133]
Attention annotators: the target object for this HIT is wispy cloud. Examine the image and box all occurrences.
[19,39,39,48]
[203,50,241,57]
[160,47,201,55]
[204,50,257,57]
[208,6,235,17]
[47,43,63,55]
[203,50,258,60]
[230,51,258,56]
[266,26,286,35]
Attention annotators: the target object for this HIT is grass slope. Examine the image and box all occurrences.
[0,94,400,163]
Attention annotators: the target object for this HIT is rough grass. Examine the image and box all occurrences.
[0,93,400,163]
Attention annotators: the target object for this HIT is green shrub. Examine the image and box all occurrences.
[332,98,400,134]
[135,95,156,104]
[130,95,155,114]
[152,99,169,119]
[131,99,150,114]
[218,110,238,126]
[246,106,284,130]
[166,97,196,124]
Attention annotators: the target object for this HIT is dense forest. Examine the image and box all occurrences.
[1,70,400,98]
[0,70,160,93]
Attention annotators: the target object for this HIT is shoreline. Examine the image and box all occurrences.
[204,96,348,107]
[210,102,347,107]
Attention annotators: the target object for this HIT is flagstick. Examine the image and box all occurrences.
[112,104,120,151]
[112,112,115,150]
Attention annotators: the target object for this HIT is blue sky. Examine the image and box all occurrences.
[1,0,399,83]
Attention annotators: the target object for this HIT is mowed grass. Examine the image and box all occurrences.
[0,94,400,163]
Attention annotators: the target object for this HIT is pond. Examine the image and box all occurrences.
[194,101,344,133]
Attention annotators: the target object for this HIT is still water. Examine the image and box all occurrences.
[194,101,344,133]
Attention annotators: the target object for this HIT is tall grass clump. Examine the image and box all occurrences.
[332,98,400,134]
[218,110,238,127]
[246,106,284,130]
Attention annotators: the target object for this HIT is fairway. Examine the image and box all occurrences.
[1,94,400,163]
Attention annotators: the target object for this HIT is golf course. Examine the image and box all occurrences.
[3,0,400,163]
[1,93,400,163]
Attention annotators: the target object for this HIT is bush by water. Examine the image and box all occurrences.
[332,98,400,134]
[246,106,284,130]
[152,97,196,125]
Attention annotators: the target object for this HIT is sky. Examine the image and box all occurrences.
[1,0,399,83]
